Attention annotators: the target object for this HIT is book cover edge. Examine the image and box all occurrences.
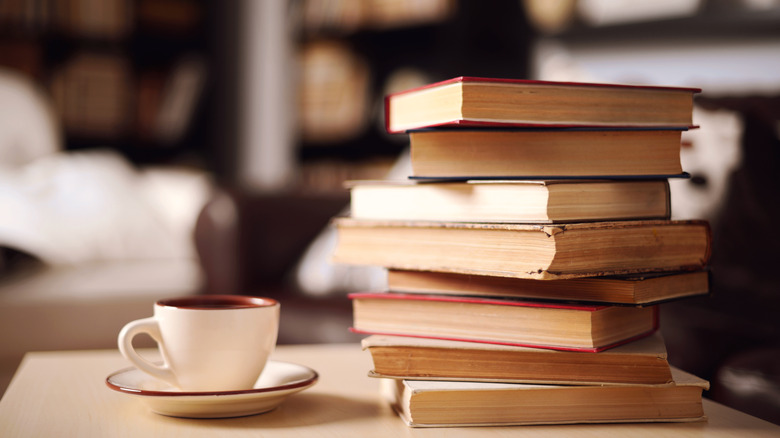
[348,291,610,311]
[349,327,658,353]
[386,76,702,100]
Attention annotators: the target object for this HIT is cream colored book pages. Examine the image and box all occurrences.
[349,179,670,223]
[349,180,551,222]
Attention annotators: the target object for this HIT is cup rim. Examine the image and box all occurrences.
[156,295,278,309]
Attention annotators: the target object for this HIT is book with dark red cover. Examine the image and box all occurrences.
[384,76,700,134]
[349,292,659,353]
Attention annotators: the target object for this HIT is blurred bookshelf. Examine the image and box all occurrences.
[0,1,536,190]
[525,0,780,40]
[0,0,212,168]
[289,0,534,193]
[525,0,780,96]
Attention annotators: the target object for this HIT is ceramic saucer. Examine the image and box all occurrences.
[106,360,318,418]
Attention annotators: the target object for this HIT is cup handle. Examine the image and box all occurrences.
[117,317,178,388]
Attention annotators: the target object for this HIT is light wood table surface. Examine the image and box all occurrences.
[1,343,778,437]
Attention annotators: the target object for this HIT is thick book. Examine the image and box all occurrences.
[332,218,711,280]
[349,292,658,352]
[387,270,710,306]
[384,76,700,134]
[383,366,709,427]
[362,331,673,385]
[348,179,671,223]
[407,128,686,178]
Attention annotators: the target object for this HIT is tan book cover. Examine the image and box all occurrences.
[407,129,685,178]
[386,270,709,305]
[333,218,711,280]
[383,366,709,427]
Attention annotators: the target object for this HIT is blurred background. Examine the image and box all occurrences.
[0,0,779,423]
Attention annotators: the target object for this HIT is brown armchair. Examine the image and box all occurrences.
[193,188,358,344]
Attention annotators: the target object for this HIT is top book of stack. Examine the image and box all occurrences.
[384,76,700,134]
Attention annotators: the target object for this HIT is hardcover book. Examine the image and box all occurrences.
[385,76,700,133]
[407,128,686,178]
[362,331,673,385]
[348,179,671,223]
[350,292,658,352]
[333,218,712,280]
[386,269,709,306]
[383,366,709,427]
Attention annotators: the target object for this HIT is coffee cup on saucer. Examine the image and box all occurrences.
[118,295,279,392]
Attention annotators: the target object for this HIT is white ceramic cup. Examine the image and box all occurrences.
[118,295,279,391]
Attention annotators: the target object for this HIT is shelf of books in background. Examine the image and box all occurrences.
[331,76,713,427]
[0,0,207,164]
[292,0,456,193]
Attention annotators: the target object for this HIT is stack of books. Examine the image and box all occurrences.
[332,77,712,427]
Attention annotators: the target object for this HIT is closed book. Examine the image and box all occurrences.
[350,292,658,352]
[407,128,686,178]
[385,76,699,133]
[387,270,709,306]
[333,218,711,280]
[348,179,671,223]
[362,331,673,385]
[383,366,709,427]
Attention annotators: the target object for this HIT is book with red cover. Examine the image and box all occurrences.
[349,292,658,352]
[384,76,700,134]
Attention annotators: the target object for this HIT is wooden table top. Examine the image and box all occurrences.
[1,343,778,437]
